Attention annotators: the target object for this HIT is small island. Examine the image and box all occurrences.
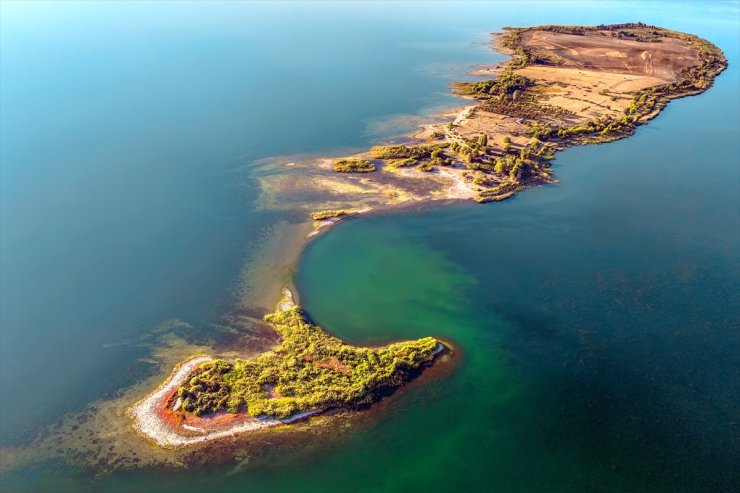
[131,23,726,448]
[130,290,445,448]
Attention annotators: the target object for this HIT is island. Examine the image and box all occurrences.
[130,23,726,448]
[130,290,445,448]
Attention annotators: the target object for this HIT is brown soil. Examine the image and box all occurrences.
[450,25,723,165]
[313,357,352,375]
[159,387,256,435]
[519,30,699,80]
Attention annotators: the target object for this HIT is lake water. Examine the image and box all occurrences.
[1,1,737,492]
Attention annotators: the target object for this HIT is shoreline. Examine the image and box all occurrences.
[129,23,726,449]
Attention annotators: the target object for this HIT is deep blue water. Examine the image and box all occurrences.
[1,1,738,492]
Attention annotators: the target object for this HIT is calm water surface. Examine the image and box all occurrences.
[0,0,490,444]
[1,1,738,492]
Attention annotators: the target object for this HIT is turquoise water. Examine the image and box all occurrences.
[1,1,738,492]
[0,1,491,445]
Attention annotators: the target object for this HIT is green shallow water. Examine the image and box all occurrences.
[294,112,740,492]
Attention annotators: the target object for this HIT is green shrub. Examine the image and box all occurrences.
[452,70,532,99]
[370,143,448,160]
[387,158,417,168]
[333,158,376,173]
[311,210,357,221]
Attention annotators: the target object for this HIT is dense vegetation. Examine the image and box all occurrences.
[479,96,574,120]
[474,180,525,203]
[370,143,449,160]
[452,70,532,99]
[311,210,357,221]
[333,158,376,173]
[176,301,443,418]
[371,143,453,170]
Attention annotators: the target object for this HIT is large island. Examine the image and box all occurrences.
[131,23,726,448]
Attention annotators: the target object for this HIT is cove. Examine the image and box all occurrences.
[295,34,739,492]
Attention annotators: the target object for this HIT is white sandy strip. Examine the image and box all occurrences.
[431,343,446,357]
[277,287,296,311]
[435,167,476,200]
[453,105,475,125]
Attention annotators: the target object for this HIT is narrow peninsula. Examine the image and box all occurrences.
[130,23,726,448]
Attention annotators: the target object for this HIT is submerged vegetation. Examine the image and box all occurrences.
[333,158,376,173]
[176,301,443,419]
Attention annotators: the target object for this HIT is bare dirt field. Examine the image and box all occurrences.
[451,26,710,154]
[519,30,700,80]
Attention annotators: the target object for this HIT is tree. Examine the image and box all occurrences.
[502,136,512,152]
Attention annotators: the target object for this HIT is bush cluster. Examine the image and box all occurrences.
[333,158,376,173]
[310,210,357,221]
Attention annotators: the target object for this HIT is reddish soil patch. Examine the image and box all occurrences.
[179,410,255,432]
[156,389,256,434]
[313,357,352,375]
[265,384,283,399]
